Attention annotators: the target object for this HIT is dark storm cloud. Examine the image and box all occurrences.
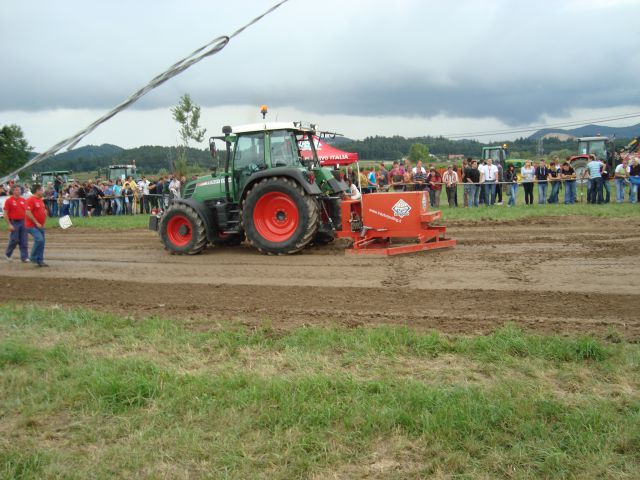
[1,0,639,125]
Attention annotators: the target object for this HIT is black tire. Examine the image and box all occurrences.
[212,231,245,247]
[159,203,207,255]
[242,177,319,254]
[313,231,335,246]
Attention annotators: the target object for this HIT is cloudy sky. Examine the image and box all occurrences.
[1,0,639,152]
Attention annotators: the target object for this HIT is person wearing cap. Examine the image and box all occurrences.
[25,184,48,267]
[3,184,30,262]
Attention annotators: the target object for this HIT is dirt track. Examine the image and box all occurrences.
[1,216,639,338]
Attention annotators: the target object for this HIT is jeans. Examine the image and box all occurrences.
[114,198,123,215]
[537,182,548,204]
[494,183,503,204]
[602,179,610,203]
[548,181,560,203]
[523,183,534,204]
[564,181,576,204]
[508,183,517,206]
[428,188,440,207]
[589,177,603,204]
[469,184,480,207]
[483,182,496,206]
[27,227,46,265]
[630,183,638,204]
[463,184,470,207]
[6,219,29,260]
[445,186,457,207]
[615,179,626,202]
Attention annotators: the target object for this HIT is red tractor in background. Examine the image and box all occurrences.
[569,136,640,183]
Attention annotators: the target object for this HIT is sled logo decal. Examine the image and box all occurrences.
[392,199,411,218]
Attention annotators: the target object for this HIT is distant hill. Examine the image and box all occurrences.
[529,123,640,140]
[33,144,211,174]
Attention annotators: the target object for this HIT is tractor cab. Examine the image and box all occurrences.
[37,171,71,191]
[482,145,508,167]
[186,122,340,203]
[108,164,137,182]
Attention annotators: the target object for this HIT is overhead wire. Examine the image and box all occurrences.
[443,111,640,139]
[0,0,290,184]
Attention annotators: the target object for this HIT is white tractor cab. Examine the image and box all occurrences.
[36,171,71,190]
[107,164,137,182]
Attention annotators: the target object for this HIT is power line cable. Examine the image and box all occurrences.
[443,111,640,139]
[1,0,290,184]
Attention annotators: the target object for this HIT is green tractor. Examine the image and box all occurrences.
[481,144,527,169]
[150,122,347,255]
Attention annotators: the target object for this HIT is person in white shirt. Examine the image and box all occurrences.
[480,159,499,206]
[442,165,459,207]
[614,159,629,203]
[345,178,361,200]
[169,176,181,199]
[137,176,151,214]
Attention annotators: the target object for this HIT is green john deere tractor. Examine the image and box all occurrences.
[150,122,347,255]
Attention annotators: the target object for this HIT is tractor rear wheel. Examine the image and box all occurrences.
[242,177,319,254]
[159,203,207,255]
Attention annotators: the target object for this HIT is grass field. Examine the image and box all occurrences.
[1,305,639,479]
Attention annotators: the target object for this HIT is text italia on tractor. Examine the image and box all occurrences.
[149,120,455,256]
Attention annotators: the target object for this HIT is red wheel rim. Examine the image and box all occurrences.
[166,215,192,247]
[253,191,299,242]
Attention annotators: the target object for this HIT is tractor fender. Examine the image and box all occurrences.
[170,198,218,242]
[240,168,321,201]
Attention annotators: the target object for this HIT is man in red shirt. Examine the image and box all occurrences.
[25,184,48,267]
[3,184,30,262]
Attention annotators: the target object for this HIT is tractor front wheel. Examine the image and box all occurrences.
[243,177,319,254]
[159,203,207,255]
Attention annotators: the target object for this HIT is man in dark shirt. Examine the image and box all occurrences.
[560,162,576,204]
[465,160,481,207]
[534,160,549,205]
[547,161,561,204]
[600,162,611,204]
[630,159,640,204]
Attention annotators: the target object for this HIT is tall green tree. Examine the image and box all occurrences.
[0,124,32,176]
[171,93,206,177]
[408,142,429,162]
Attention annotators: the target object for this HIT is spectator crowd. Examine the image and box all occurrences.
[345,155,640,207]
[1,174,188,219]
[2,156,639,222]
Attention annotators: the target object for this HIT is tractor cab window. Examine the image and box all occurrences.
[270,130,302,167]
[234,133,266,172]
[486,149,502,163]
